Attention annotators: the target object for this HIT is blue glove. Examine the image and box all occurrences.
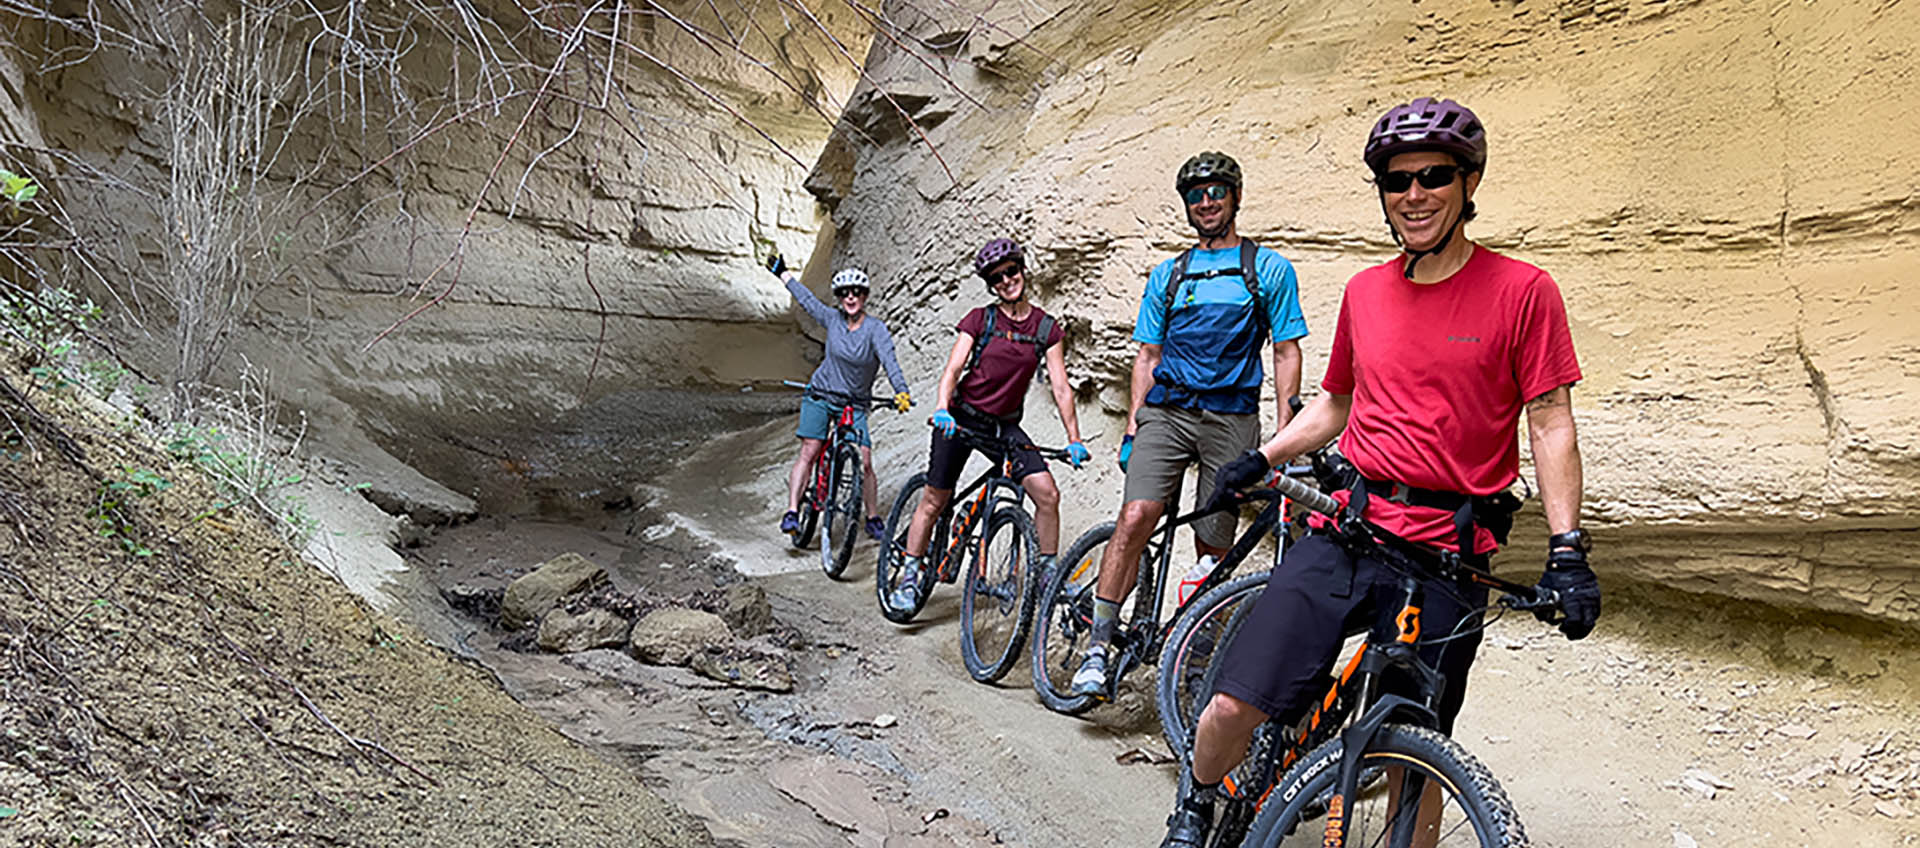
[931,408,957,437]
[1065,441,1091,469]
[767,252,787,275]
[1118,434,1134,471]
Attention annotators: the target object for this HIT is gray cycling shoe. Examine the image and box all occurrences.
[887,557,924,613]
[1068,646,1110,699]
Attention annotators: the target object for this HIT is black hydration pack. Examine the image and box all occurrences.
[963,306,1056,378]
[1163,238,1266,337]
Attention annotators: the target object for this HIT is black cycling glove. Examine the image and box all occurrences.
[1534,548,1600,640]
[767,252,787,275]
[1204,449,1271,513]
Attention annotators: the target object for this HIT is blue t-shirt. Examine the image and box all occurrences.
[1133,244,1309,413]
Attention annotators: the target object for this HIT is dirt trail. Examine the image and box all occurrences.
[419,486,1920,847]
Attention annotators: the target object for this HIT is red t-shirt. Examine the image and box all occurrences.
[1322,246,1582,553]
[954,305,1065,419]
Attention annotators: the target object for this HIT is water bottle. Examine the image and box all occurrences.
[1177,555,1218,605]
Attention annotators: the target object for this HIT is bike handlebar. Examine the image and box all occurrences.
[934,420,1075,462]
[782,380,897,408]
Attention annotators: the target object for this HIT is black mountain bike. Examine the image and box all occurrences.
[1195,474,1564,848]
[876,424,1071,683]
[784,381,893,579]
[1152,449,1358,759]
[1030,445,1343,721]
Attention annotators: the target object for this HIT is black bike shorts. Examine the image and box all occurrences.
[925,408,1048,491]
[1211,533,1490,735]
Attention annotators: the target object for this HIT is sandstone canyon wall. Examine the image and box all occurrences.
[808,0,1920,623]
[6,1,1916,623]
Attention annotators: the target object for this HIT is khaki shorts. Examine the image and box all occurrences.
[1122,404,1260,548]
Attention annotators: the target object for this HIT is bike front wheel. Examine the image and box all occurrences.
[1030,522,1118,715]
[876,473,943,623]
[821,441,863,580]
[1243,724,1527,848]
[960,506,1039,683]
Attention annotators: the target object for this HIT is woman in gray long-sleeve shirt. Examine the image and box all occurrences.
[775,261,912,542]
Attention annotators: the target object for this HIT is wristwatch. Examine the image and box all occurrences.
[1548,529,1592,553]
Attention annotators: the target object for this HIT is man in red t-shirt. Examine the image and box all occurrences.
[882,238,1090,616]
[1156,98,1601,848]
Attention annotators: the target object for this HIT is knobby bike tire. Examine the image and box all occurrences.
[1030,521,1116,715]
[822,442,863,580]
[1243,724,1528,848]
[1155,569,1271,758]
[960,506,1040,684]
[792,469,821,549]
[876,473,944,624]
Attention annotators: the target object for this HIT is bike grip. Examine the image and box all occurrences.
[1269,475,1339,517]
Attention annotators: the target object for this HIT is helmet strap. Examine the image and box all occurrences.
[1379,191,1464,279]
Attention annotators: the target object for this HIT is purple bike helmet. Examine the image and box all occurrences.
[1363,98,1488,175]
[973,237,1025,280]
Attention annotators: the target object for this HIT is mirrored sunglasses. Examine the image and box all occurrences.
[1378,165,1462,194]
[1182,184,1232,205]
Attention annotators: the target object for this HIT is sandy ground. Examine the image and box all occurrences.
[416,488,1920,847]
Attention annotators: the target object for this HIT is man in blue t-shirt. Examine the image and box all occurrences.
[1068,151,1309,699]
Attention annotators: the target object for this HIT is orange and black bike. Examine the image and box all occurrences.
[1198,473,1568,848]
[874,423,1071,683]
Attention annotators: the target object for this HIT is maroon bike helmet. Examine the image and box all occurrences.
[1363,98,1488,175]
[973,237,1025,280]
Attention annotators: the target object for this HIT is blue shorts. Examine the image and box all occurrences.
[796,396,870,446]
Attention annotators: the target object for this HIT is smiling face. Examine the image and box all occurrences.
[985,261,1026,303]
[1184,181,1237,237]
[834,286,868,317]
[1381,150,1481,253]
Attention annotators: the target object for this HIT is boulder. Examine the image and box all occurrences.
[627,607,732,665]
[536,608,630,653]
[716,583,774,637]
[499,553,607,630]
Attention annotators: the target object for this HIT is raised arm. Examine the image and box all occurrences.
[782,271,838,328]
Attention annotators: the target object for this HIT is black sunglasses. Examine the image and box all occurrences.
[834,287,869,298]
[1378,165,1462,194]
[1182,184,1232,205]
[985,264,1024,285]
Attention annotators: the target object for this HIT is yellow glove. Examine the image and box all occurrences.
[893,392,912,413]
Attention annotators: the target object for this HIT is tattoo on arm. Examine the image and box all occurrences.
[1526,385,1573,412]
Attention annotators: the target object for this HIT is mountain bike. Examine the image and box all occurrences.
[1195,474,1564,848]
[876,423,1071,683]
[1154,446,1355,759]
[1030,448,1341,720]
[784,380,893,579]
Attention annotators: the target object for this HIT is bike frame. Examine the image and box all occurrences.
[928,437,1033,582]
[1226,474,1552,845]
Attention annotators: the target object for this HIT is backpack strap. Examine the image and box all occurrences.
[963,308,1057,379]
[1239,238,1266,337]
[963,306,997,377]
[1161,248,1195,330]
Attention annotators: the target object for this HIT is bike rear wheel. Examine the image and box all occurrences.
[1156,569,1270,758]
[960,506,1039,683]
[1243,724,1527,848]
[821,442,863,579]
[876,473,943,623]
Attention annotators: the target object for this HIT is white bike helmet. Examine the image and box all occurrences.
[831,268,872,294]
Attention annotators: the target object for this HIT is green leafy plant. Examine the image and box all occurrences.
[89,466,171,558]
